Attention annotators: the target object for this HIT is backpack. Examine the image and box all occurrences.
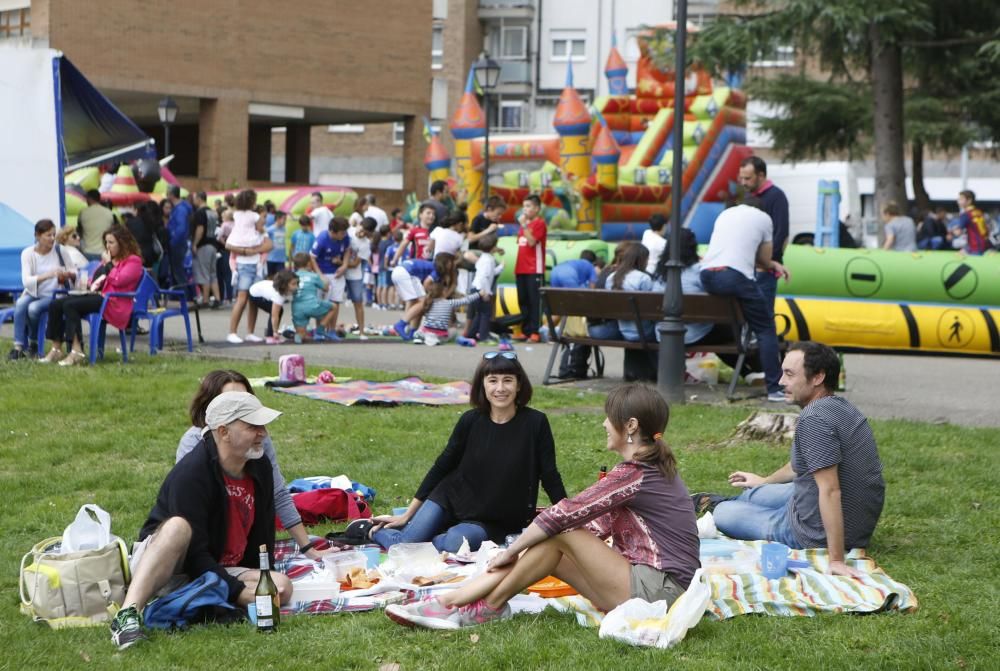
[143,571,244,629]
[290,488,371,527]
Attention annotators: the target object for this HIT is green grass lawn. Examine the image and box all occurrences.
[0,353,996,670]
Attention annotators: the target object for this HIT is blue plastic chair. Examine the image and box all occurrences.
[129,273,193,355]
[1,292,50,354]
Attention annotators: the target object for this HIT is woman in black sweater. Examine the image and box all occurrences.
[371,352,567,553]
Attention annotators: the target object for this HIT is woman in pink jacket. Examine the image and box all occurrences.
[40,224,144,366]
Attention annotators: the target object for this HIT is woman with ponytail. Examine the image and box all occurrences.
[386,383,701,630]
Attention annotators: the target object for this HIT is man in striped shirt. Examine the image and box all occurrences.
[697,341,885,577]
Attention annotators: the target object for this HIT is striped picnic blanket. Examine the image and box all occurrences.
[703,540,917,619]
[552,539,917,627]
[273,538,406,615]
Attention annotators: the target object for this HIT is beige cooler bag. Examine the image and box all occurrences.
[19,504,131,628]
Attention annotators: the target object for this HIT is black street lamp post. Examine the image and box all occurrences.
[473,53,501,205]
[657,0,689,403]
[157,97,179,157]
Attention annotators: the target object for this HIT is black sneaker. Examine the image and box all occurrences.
[110,605,147,650]
[7,348,26,362]
[691,492,733,516]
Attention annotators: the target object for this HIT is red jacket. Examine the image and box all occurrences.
[101,255,143,329]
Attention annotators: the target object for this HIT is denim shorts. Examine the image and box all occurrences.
[345,278,365,304]
[234,263,258,291]
[377,269,391,288]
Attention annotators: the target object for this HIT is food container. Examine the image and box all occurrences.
[386,542,440,567]
[700,539,760,575]
[290,580,341,604]
[322,550,367,580]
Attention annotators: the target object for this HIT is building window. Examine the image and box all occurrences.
[501,25,528,59]
[551,32,586,62]
[431,78,449,120]
[499,100,524,132]
[328,124,366,133]
[393,122,405,146]
[432,25,444,70]
[432,0,448,20]
[0,6,31,38]
[751,45,795,68]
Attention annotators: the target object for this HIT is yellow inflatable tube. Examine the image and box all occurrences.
[776,296,1000,358]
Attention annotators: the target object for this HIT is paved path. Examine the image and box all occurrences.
[155,304,1000,428]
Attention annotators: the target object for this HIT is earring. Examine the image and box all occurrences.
[627,433,633,444]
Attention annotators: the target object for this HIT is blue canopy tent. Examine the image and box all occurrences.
[0,49,152,290]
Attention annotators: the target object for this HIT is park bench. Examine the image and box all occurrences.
[541,287,768,399]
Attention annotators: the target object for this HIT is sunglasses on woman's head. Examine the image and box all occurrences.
[483,351,517,360]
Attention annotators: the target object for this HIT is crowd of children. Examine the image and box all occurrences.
[207,188,575,348]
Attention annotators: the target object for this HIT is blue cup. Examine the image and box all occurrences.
[761,542,789,579]
[360,546,382,569]
[247,602,258,625]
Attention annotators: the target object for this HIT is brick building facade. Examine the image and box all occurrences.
[21,0,432,194]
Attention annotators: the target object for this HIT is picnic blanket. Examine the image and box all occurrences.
[552,539,917,627]
[271,377,471,407]
[273,538,381,615]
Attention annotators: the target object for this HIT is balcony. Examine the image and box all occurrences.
[499,60,531,85]
[478,0,535,20]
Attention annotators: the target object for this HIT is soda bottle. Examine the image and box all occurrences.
[255,544,279,633]
[598,466,607,481]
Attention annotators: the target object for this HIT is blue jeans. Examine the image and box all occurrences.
[712,483,801,548]
[701,268,782,393]
[13,294,51,349]
[588,320,622,340]
[755,270,778,310]
[371,499,490,553]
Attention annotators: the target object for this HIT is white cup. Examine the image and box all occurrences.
[76,268,89,290]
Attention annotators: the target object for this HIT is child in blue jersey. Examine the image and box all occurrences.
[290,215,316,257]
[265,211,288,276]
[291,252,338,342]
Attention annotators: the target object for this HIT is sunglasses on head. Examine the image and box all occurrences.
[483,351,517,361]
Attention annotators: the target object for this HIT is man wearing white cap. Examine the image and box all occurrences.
[110,392,288,650]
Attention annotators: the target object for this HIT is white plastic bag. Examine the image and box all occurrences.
[685,353,720,384]
[61,504,112,554]
[599,569,711,648]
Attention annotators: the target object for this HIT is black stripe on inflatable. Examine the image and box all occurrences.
[900,305,920,348]
[498,288,511,316]
[944,264,972,291]
[981,309,1000,353]
[850,273,878,283]
[785,298,810,341]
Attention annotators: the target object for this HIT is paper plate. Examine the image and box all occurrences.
[527,575,578,598]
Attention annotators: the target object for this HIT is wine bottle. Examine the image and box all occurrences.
[255,544,279,633]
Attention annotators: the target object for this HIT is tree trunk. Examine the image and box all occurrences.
[869,21,908,235]
[911,140,931,214]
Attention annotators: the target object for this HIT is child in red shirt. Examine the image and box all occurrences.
[514,194,546,342]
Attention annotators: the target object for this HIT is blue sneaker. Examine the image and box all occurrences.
[323,331,343,342]
[394,320,413,341]
[456,336,476,347]
[497,339,514,352]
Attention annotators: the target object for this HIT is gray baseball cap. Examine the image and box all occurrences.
[205,391,281,430]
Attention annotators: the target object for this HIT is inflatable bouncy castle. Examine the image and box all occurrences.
[424,31,750,242]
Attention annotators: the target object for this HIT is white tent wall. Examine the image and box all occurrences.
[0,44,63,240]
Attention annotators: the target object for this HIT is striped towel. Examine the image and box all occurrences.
[549,541,917,627]
[704,541,918,619]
